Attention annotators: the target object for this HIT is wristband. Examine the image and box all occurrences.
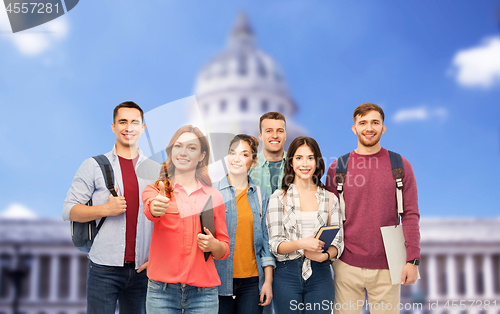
[325,251,331,260]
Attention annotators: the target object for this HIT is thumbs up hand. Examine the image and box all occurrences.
[106,188,126,216]
[150,181,170,217]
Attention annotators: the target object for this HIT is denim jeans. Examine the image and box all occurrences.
[86,260,148,314]
[273,258,334,314]
[146,280,218,314]
[219,276,263,314]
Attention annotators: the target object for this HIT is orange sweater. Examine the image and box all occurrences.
[142,181,230,287]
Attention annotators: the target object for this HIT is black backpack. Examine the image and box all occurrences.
[71,154,117,252]
[335,150,404,221]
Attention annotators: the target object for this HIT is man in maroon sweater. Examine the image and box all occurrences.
[326,103,420,314]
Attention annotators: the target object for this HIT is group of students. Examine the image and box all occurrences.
[63,102,420,314]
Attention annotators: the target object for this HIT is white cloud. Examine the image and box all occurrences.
[393,106,448,123]
[450,36,500,89]
[0,203,37,220]
[0,8,69,56]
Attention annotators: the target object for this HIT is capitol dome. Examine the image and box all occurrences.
[192,13,304,142]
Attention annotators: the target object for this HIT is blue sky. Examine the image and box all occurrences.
[0,0,499,218]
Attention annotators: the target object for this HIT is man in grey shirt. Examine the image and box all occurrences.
[63,102,159,314]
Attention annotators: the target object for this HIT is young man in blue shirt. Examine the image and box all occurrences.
[63,102,160,314]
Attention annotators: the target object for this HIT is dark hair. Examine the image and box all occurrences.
[228,134,259,164]
[113,101,144,123]
[259,112,286,133]
[353,103,385,124]
[159,125,212,187]
[281,136,326,193]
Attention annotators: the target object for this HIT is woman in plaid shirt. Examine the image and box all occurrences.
[266,136,344,314]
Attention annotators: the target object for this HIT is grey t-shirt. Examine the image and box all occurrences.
[269,160,283,194]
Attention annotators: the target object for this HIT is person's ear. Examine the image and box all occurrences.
[351,125,357,135]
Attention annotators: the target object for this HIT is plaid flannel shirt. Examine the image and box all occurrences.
[266,184,344,279]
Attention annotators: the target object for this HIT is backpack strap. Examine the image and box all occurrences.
[388,151,404,215]
[256,186,263,222]
[327,192,333,225]
[335,153,350,221]
[91,154,117,234]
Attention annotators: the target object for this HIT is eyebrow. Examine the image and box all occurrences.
[176,141,199,147]
[118,118,141,123]
[229,149,251,153]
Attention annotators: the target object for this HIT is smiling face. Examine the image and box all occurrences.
[228,140,255,176]
[291,144,316,183]
[171,132,206,175]
[111,107,144,149]
[352,110,387,150]
[259,118,286,155]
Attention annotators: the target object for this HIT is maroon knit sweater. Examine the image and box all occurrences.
[325,148,420,269]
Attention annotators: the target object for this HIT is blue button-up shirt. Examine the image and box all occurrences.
[213,175,276,296]
[63,146,160,269]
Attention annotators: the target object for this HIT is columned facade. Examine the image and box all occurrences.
[404,218,500,314]
[2,218,499,314]
[0,220,88,314]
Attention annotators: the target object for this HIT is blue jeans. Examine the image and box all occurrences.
[86,260,148,314]
[273,258,334,314]
[146,280,218,314]
[219,276,263,314]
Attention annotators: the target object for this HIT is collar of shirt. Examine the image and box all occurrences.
[172,179,208,195]
[255,150,287,168]
[219,175,257,193]
[110,144,147,167]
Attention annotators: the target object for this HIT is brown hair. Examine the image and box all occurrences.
[228,134,259,164]
[113,101,144,123]
[281,136,326,193]
[156,125,212,188]
[352,103,385,124]
[259,112,286,133]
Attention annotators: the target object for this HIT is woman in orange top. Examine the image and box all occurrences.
[213,134,275,314]
[142,125,230,314]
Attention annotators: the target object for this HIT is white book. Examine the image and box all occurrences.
[380,225,420,285]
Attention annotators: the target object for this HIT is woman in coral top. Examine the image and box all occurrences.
[213,134,275,314]
[142,125,230,314]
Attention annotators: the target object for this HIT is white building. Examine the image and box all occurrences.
[192,13,305,147]
[1,218,499,314]
[0,220,87,314]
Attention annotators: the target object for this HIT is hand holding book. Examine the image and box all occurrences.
[315,225,340,252]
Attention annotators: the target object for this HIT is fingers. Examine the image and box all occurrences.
[261,293,271,306]
[158,181,166,197]
[136,261,148,273]
[203,227,213,236]
[197,233,209,252]
[108,193,126,216]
